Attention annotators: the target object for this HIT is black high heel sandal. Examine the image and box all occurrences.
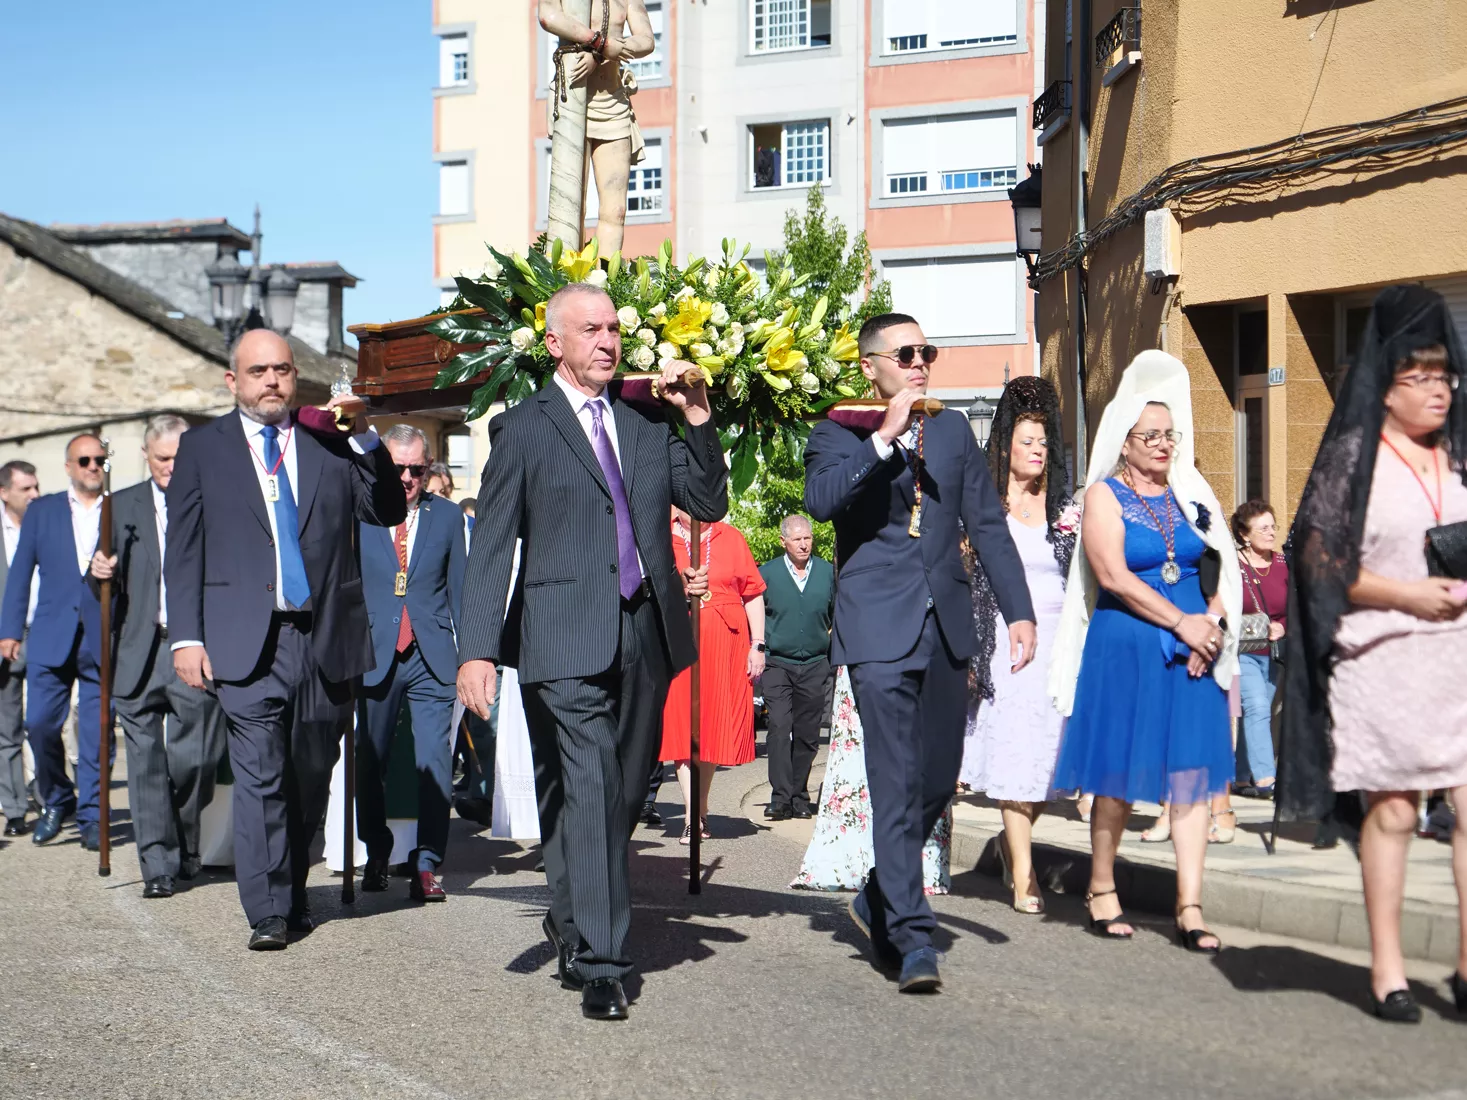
[1448,971,1467,1013]
[1085,888,1133,939]
[1174,903,1221,955]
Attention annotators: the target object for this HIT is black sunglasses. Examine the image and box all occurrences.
[74,455,106,468]
[870,344,940,366]
[395,463,429,478]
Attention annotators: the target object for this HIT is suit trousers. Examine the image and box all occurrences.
[356,643,456,870]
[116,627,227,880]
[214,615,351,926]
[847,612,967,957]
[521,594,671,982]
[0,638,26,820]
[27,625,107,828]
[763,656,831,812]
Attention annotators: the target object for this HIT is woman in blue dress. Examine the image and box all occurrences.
[1049,352,1240,954]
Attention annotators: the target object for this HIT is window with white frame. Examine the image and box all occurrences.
[438,161,470,217]
[627,2,665,80]
[882,0,1017,54]
[881,255,1018,339]
[749,120,830,189]
[439,33,470,86]
[446,433,474,486]
[627,138,664,214]
[751,0,832,53]
[881,111,1017,197]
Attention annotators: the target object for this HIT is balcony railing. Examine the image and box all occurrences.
[1033,80,1071,131]
[1095,6,1142,67]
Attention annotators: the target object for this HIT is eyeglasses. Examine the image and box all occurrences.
[394,463,429,478]
[1395,372,1458,391]
[1126,430,1183,448]
[870,344,940,366]
[73,455,106,468]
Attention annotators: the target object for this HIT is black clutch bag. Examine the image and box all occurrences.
[1425,520,1467,578]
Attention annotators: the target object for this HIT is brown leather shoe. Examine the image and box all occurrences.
[409,870,446,902]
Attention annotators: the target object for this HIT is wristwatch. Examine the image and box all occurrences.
[753,641,766,653]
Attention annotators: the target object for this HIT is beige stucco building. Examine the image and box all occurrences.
[1033,0,1467,521]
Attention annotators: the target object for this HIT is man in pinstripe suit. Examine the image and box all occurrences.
[458,283,727,1021]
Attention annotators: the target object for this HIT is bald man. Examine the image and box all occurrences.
[166,330,405,950]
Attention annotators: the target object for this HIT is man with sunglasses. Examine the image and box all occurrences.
[805,313,1036,993]
[354,424,465,903]
[0,434,115,848]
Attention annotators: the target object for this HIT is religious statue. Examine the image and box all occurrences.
[538,0,656,256]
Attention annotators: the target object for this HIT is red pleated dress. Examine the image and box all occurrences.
[659,521,767,765]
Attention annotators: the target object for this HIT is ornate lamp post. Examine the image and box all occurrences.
[1009,164,1043,282]
[205,206,299,344]
[967,395,996,449]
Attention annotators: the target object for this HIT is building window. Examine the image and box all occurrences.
[881,111,1017,198]
[439,33,470,86]
[881,255,1018,339]
[627,138,664,214]
[750,120,830,189]
[438,161,470,217]
[446,433,474,488]
[883,0,1018,55]
[751,0,832,53]
[627,2,665,80]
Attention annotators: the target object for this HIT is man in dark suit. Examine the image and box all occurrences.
[805,312,1036,993]
[0,459,40,836]
[166,329,405,950]
[0,434,112,850]
[88,415,227,899]
[357,423,465,903]
[458,283,727,1021]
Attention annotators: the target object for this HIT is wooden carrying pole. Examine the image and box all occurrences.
[687,518,703,894]
[97,446,114,877]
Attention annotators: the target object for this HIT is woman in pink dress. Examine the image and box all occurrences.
[1281,285,1467,1024]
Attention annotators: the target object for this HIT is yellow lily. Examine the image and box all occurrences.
[534,301,547,332]
[661,297,714,346]
[557,240,600,282]
[828,323,859,363]
[696,355,726,377]
[762,327,809,374]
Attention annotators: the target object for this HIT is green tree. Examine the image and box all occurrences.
[728,433,835,565]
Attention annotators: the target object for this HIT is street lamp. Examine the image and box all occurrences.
[967,396,996,449]
[1009,163,1043,281]
[206,252,248,340]
[206,204,298,344]
[264,266,300,336]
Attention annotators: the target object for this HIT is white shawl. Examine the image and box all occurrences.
[1047,350,1242,717]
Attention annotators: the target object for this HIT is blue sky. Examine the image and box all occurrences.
[1,1,437,341]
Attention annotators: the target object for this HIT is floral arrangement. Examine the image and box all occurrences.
[426,236,871,493]
[1054,501,1083,536]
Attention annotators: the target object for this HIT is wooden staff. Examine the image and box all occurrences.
[97,441,114,877]
[342,704,356,903]
[687,517,703,895]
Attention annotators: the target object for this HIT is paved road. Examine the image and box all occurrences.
[1,765,1462,1100]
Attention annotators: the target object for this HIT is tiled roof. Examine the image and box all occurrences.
[284,262,360,287]
[48,218,252,248]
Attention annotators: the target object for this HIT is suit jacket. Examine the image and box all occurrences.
[804,408,1034,665]
[0,492,97,668]
[459,380,728,684]
[165,410,407,684]
[90,480,169,699]
[359,492,465,688]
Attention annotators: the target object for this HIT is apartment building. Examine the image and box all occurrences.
[431,1,1042,411]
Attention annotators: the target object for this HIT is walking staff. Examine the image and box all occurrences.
[97,440,113,876]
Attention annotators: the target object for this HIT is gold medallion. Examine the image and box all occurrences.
[908,501,922,538]
[699,590,712,604]
[394,570,408,597]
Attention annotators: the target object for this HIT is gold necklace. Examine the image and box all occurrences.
[1247,549,1273,577]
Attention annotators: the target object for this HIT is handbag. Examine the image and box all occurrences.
[1239,559,1277,658]
[1425,520,1467,578]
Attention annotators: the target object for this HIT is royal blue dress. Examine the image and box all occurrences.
[1053,479,1232,805]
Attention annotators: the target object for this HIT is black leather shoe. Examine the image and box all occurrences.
[361,856,391,892]
[453,795,494,827]
[287,909,316,936]
[4,816,29,836]
[248,916,289,951]
[763,804,791,821]
[1449,971,1467,1013]
[78,824,100,851]
[581,977,629,1021]
[178,857,202,881]
[639,801,663,828]
[142,876,174,899]
[30,806,65,845]
[792,804,813,819]
[1370,988,1421,1023]
[543,913,584,990]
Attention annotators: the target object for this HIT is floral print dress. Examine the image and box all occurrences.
[790,666,952,894]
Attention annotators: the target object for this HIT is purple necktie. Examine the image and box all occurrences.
[587,401,641,599]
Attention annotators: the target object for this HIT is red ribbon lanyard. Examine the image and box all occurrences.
[1380,432,1442,524]
[247,427,293,480]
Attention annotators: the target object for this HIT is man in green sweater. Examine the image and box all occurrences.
[758,514,834,820]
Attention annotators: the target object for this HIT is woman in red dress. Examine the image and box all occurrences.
[661,508,767,844]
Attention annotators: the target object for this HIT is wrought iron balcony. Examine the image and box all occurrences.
[1033,80,1071,131]
[1095,6,1142,68]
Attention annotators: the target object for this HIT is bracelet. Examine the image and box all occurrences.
[1171,612,1185,632]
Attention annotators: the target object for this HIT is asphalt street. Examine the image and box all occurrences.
[1,766,1463,1100]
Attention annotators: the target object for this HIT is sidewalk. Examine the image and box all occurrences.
[736,745,1462,966]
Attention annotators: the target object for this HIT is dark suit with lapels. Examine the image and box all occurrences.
[356,492,465,870]
[805,408,1033,957]
[460,378,727,983]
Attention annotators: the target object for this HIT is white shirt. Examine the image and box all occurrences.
[67,488,103,575]
[871,422,919,463]
[395,502,421,573]
[551,372,645,578]
[150,479,168,628]
[2,510,38,627]
[784,554,811,593]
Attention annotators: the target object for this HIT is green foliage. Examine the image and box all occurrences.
[766,185,892,328]
[727,433,834,565]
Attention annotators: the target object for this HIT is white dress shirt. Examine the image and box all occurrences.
[551,372,645,578]
[67,488,103,575]
[395,502,420,571]
[784,554,811,593]
[871,421,920,463]
[2,510,38,626]
[150,479,169,628]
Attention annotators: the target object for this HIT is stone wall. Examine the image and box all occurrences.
[292,281,344,355]
[72,239,218,320]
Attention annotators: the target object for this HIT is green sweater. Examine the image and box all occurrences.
[758,555,834,664]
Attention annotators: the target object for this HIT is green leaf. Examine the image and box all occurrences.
[433,346,503,389]
[450,277,512,320]
[425,313,496,344]
[548,238,564,267]
[730,432,759,497]
[658,239,672,271]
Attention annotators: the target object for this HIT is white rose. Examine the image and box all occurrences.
[703,270,719,290]
[584,268,608,287]
[657,341,679,361]
[710,303,730,326]
[636,328,657,346]
[819,357,840,381]
[674,285,696,301]
[690,342,714,360]
[617,305,641,329]
[725,373,747,400]
[482,255,503,281]
[814,327,826,342]
[799,372,821,394]
[649,301,668,320]
[631,344,656,369]
[510,327,536,352]
[729,321,743,336]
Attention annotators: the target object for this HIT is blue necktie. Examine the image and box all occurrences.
[260,424,311,609]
